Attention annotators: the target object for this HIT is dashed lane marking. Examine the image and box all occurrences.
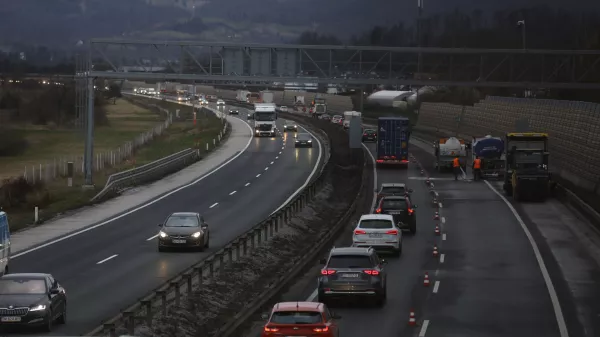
[419,320,430,337]
[209,203,218,208]
[265,167,269,171]
[245,182,250,187]
[97,254,118,264]
[270,161,274,165]
[442,233,447,241]
[229,191,237,195]
[441,217,446,224]
[433,281,440,293]
[256,174,261,178]
[440,254,445,263]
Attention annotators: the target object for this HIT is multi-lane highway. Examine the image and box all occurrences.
[7,102,323,335]
[252,136,571,337]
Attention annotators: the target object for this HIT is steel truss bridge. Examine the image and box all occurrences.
[70,39,600,186]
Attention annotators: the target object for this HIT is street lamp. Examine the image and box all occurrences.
[517,20,526,49]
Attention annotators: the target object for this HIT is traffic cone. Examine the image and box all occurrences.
[408,309,416,326]
[423,272,430,286]
[433,245,439,257]
[434,225,440,235]
[432,196,437,204]
[433,212,440,220]
[420,170,424,175]
[425,178,430,185]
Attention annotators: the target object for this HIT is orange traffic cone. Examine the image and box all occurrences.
[433,212,440,220]
[408,309,416,326]
[423,272,430,286]
[433,245,439,257]
[434,225,440,235]
[420,170,424,175]
[425,178,430,185]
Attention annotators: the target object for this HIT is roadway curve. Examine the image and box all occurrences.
[257,139,569,337]
[7,104,322,335]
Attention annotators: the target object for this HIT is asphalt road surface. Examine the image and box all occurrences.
[264,140,566,337]
[6,105,322,335]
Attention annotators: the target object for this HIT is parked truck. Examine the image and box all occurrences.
[253,103,278,137]
[503,132,550,201]
[236,90,250,102]
[434,137,467,172]
[472,135,505,179]
[260,91,274,103]
[376,117,410,168]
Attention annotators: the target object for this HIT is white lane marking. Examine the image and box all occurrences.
[12,115,254,259]
[270,125,323,215]
[419,320,430,336]
[433,281,440,293]
[146,234,158,241]
[270,161,274,165]
[307,288,318,302]
[279,151,282,154]
[483,180,569,337]
[440,254,445,263]
[282,146,285,149]
[441,217,446,224]
[256,174,261,178]
[442,233,447,241]
[209,202,218,208]
[229,191,237,195]
[97,254,118,264]
[265,167,269,171]
[438,202,443,208]
[275,156,279,160]
[245,182,250,187]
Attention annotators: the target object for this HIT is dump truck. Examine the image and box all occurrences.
[434,137,467,172]
[503,132,550,201]
[472,135,505,179]
[376,117,410,168]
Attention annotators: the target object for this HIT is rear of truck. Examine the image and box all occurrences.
[503,133,550,201]
[472,136,505,179]
[376,117,410,168]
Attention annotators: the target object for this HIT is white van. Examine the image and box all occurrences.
[0,212,11,275]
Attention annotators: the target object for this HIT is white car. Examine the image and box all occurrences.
[279,106,288,112]
[216,99,225,105]
[352,214,402,256]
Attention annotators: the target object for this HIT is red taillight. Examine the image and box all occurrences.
[386,229,398,235]
[408,208,414,215]
[321,269,336,275]
[313,326,330,332]
[363,133,367,136]
[364,270,380,275]
[264,326,279,332]
[354,229,367,235]
[391,155,396,159]
[375,208,381,214]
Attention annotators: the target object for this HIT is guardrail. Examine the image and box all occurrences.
[91,107,230,203]
[86,118,331,337]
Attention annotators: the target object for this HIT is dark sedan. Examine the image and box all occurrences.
[229,109,240,115]
[0,273,67,332]
[362,129,377,142]
[158,212,210,252]
[294,133,313,147]
[283,120,298,132]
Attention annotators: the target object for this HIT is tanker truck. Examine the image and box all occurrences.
[434,137,467,172]
[472,135,505,179]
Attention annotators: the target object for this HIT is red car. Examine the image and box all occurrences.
[261,301,341,337]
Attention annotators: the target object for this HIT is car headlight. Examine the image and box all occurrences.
[294,125,297,128]
[308,140,312,143]
[30,304,46,311]
[192,232,201,238]
[159,231,168,238]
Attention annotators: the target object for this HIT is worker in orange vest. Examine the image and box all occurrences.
[452,156,460,181]
[473,156,482,181]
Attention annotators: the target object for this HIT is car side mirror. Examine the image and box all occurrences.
[49,288,60,295]
[261,312,269,320]
[319,258,327,264]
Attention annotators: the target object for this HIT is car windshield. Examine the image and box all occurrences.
[381,186,406,194]
[270,311,322,324]
[165,215,199,227]
[381,199,408,209]
[359,219,394,229]
[0,279,47,295]
[297,134,311,140]
[365,130,375,134]
[328,255,373,268]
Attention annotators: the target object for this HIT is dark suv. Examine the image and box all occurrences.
[375,183,413,204]
[317,247,387,307]
[376,196,418,234]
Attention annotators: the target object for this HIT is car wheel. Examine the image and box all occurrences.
[43,311,53,332]
[57,303,67,324]
[394,245,402,257]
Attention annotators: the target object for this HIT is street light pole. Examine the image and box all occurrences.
[517,20,526,49]
[417,0,424,74]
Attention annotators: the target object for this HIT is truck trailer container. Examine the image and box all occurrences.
[376,117,410,167]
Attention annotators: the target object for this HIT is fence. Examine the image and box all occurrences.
[415,96,600,194]
[20,112,173,185]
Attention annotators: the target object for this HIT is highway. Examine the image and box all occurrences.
[255,137,567,337]
[7,103,323,335]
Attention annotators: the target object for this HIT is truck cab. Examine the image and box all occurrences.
[502,132,550,201]
[253,103,278,137]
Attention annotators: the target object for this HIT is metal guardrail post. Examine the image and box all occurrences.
[141,300,152,327]
[122,311,135,335]
[171,281,180,306]
[227,245,233,263]
[104,323,117,337]
[156,290,167,313]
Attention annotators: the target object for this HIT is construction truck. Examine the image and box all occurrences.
[253,103,278,137]
[503,132,550,201]
[310,98,327,116]
[434,137,467,172]
[472,135,505,179]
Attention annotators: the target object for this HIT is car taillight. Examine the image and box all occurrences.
[363,270,380,275]
[408,208,414,215]
[321,269,336,275]
[386,229,398,235]
[375,208,381,214]
[313,326,330,332]
[354,229,367,235]
[264,326,279,332]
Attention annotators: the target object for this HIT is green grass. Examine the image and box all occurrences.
[5,98,226,232]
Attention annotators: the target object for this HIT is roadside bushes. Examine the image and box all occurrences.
[0,128,29,156]
[0,177,50,209]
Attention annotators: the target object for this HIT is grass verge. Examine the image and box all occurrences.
[3,97,226,232]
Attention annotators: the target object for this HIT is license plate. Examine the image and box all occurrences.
[369,233,382,238]
[172,239,186,244]
[389,211,402,214]
[1,317,21,322]
[341,273,360,278]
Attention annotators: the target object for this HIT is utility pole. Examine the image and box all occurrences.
[83,76,95,187]
[417,0,424,74]
[517,20,527,49]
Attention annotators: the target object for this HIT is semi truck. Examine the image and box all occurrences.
[472,135,505,179]
[311,98,327,116]
[376,117,410,168]
[434,137,467,172]
[343,111,361,129]
[253,103,278,137]
[236,90,250,102]
[503,132,550,201]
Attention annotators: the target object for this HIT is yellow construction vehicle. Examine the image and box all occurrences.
[502,132,550,201]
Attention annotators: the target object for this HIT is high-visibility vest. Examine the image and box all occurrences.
[473,159,481,169]
[452,158,460,167]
